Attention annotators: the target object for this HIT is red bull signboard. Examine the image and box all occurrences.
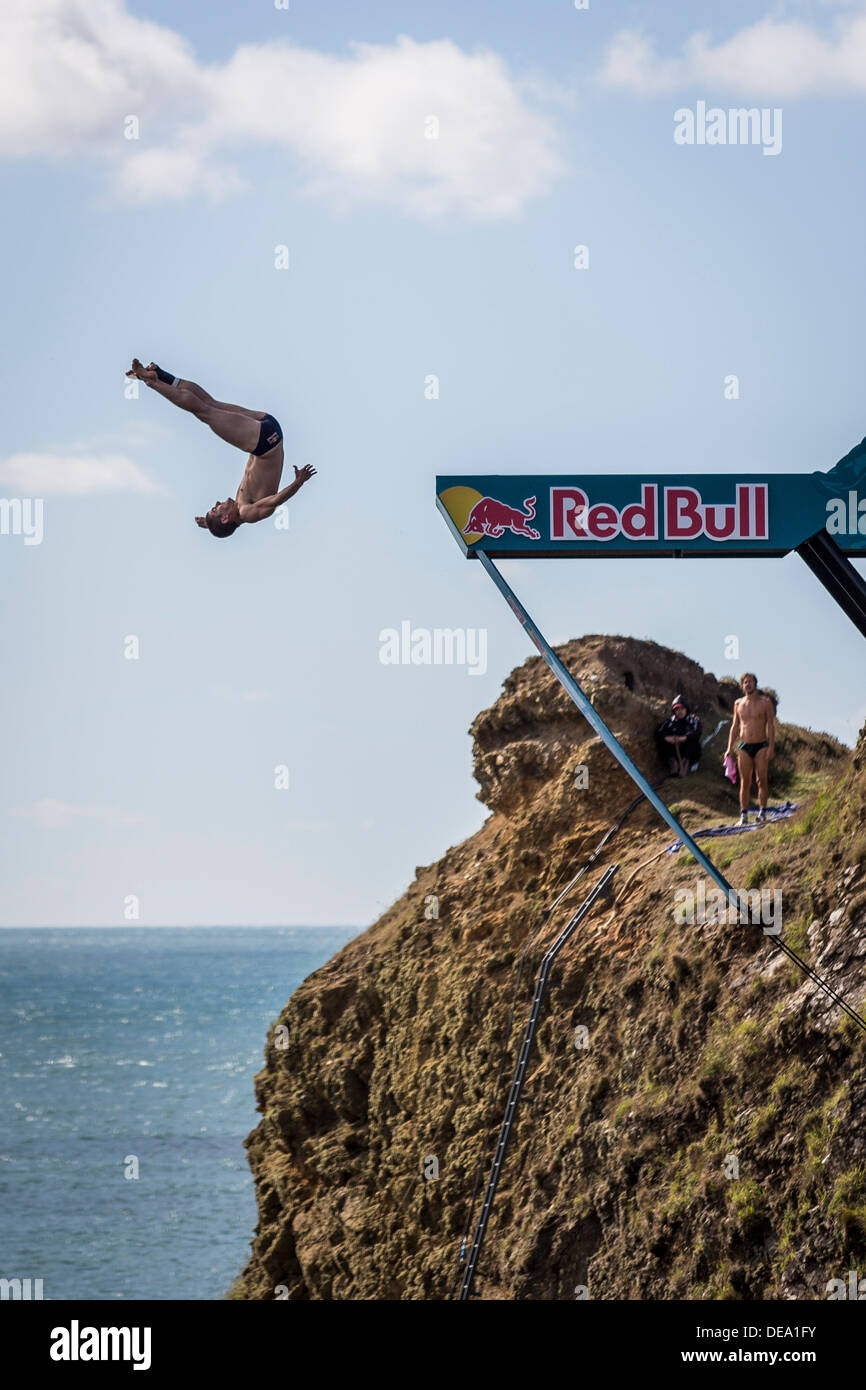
[435,433,866,1063]
[436,432,866,1070]
[437,437,866,559]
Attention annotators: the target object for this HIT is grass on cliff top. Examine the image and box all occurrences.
[654,745,866,960]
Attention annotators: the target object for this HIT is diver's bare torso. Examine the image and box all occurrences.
[735,693,774,743]
[236,433,283,507]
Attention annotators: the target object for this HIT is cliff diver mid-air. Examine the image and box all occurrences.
[125,359,316,538]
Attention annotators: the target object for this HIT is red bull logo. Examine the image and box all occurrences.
[463,495,540,540]
[550,483,768,543]
[438,477,774,553]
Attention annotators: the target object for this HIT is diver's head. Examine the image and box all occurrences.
[195,498,241,538]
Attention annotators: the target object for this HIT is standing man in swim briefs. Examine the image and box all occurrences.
[126,359,316,537]
[724,673,776,826]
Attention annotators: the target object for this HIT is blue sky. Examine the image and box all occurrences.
[2,0,866,926]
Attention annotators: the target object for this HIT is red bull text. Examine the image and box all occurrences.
[550,483,768,543]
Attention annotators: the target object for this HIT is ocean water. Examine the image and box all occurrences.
[0,926,357,1301]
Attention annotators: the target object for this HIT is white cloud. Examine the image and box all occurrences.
[0,451,160,495]
[0,0,203,155]
[10,799,144,830]
[600,8,866,96]
[201,35,564,221]
[0,1,564,219]
[114,145,247,204]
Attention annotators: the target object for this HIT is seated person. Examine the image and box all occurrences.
[655,696,703,777]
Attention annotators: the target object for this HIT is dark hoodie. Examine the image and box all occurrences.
[657,698,702,743]
[655,698,703,767]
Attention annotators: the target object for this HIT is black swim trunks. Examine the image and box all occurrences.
[252,413,283,457]
[738,740,769,759]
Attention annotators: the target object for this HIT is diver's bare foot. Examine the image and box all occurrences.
[126,358,156,385]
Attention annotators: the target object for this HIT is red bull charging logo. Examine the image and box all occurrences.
[462,494,541,540]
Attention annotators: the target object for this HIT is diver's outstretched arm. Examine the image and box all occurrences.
[238,466,318,524]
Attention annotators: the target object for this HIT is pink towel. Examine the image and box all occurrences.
[724,754,737,784]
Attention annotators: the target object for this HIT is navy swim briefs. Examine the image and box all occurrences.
[252,413,283,456]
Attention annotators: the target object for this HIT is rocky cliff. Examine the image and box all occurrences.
[235,635,866,1300]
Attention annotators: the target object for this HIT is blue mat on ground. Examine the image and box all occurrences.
[665,801,800,854]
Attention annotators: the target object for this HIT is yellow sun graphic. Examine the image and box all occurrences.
[439,485,484,543]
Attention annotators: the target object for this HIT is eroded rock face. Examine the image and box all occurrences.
[469,636,734,817]
[236,636,864,1302]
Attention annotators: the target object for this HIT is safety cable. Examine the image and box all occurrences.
[769,936,866,1031]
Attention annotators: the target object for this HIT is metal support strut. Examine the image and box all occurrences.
[476,550,737,904]
[458,865,618,1301]
[796,530,866,641]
